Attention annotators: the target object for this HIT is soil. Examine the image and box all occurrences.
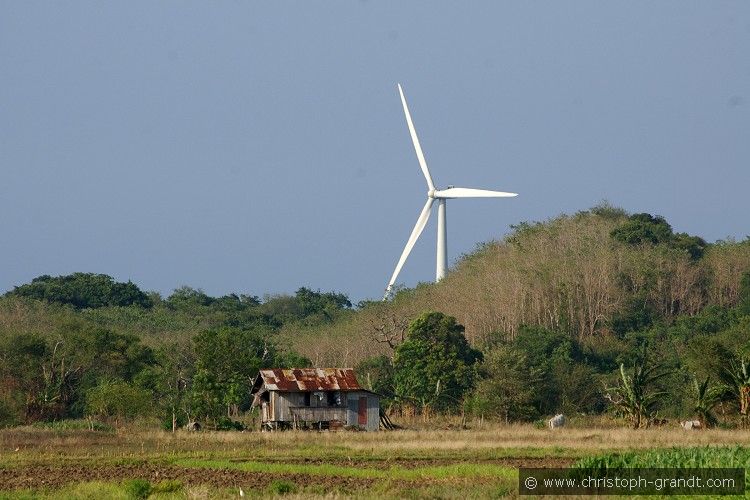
[0,464,375,491]
[0,457,573,490]
[251,456,575,469]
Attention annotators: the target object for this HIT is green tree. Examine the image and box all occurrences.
[294,287,351,319]
[356,355,395,404]
[189,326,277,425]
[134,343,194,432]
[739,271,750,316]
[4,323,156,422]
[166,286,214,309]
[610,213,706,260]
[512,326,600,415]
[393,312,481,413]
[611,213,674,246]
[671,233,708,261]
[609,294,656,337]
[212,293,261,312]
[64,325,155,395]
[8,273,152,309]
[469,345,541,422]
[0,333,49,422]
[260,288,352,325]
[85,379,152,425]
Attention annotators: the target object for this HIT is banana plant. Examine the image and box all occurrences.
[692,376,723,428]
[725,359,750,427]
[605,347,670,429]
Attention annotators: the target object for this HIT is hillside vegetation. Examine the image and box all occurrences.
[282,205,750,363]
[1,204,749,428]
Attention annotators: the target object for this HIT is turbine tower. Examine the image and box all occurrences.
[384,84,518,299]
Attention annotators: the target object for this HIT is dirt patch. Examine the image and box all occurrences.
[0,465,375,491]
[239,456,575,469]
[0,458,571,491]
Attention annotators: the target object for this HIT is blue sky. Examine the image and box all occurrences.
[2,2,749,302]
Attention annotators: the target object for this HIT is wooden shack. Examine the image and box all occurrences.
[250,368,380,431]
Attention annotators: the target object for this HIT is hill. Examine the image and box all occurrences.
[279,205,750,365]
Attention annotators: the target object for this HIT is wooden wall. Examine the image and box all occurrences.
[266,390,380,431]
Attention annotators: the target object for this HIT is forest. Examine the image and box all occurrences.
[1,204,749,430]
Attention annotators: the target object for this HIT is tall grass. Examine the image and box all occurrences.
[31,420,114,432]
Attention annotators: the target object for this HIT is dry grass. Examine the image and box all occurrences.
[1,424,748,498]
[2,423,749,464]
[346,426,750,451]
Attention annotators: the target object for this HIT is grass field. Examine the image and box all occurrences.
[1,422,749,498]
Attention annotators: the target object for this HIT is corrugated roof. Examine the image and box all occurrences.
[253,368,363,392]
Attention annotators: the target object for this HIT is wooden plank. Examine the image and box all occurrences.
[289,407,347,422]
[358,396,367,425]
[347,396,357,426]
[367,395,380,431]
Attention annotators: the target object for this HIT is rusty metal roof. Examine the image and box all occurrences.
[252,368,363,393]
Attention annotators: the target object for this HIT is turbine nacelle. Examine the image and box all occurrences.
[432,187,518,200]
[383,84,518,300]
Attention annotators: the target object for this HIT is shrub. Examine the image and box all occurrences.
[215,417,245,431]
[161,414,187,432]
[152,479,183,493]
[268,480,297,495]
[123,478,151,499]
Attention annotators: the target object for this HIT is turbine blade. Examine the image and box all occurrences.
[384,198,435,299]
[434,187,518,199]
[398,84,435,191]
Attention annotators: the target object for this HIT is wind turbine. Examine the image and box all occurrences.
[383,84,518,300]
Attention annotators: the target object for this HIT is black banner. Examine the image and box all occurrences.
[518,467,745,496]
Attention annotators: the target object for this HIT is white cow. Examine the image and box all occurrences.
[548,414,566,429]
[680,420,702,430]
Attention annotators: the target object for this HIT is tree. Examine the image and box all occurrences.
[512,325,600,415]
[295,287,351,318]
[672,233,708,261]
[134,343,194,432]
[611,213,674,246]
[393,312,481,413]
[85,379,152,426]
[739,271,750,315]
[8,273,152,309]
[259,288,352,325]
[469,345,541,423]
[356,355,395,404]
[0,323,156,422]
[166,286,214,309]
[64,325,155,395]
[611,213,706,260]
[0,333,50,422]
[189,326,276,425]
[365,302,409,352]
